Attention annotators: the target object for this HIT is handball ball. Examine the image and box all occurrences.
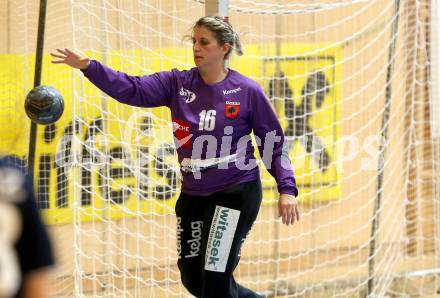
[24,85,64,125]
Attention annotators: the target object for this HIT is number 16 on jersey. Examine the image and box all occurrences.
[199,110,216,131]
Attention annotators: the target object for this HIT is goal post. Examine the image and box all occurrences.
[205,0,229,18]
[432,0,440,140]
[366,0,401,295]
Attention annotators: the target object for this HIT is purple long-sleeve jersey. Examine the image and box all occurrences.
[82,60,298,197]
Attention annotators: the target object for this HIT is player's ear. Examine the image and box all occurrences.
[223,43,232,57]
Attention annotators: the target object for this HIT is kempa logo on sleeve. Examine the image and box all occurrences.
[204,206,240,272]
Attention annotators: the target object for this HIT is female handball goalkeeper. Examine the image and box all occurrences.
[51,15,299,298]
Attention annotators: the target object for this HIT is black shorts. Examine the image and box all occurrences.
[175,180,263,298]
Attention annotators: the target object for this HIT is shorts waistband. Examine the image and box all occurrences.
[180,154,237,173]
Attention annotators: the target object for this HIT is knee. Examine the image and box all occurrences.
[178,264,202,297]
[180,274,202,297]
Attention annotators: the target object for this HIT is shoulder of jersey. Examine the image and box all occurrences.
[0,156,26,171]
[229,70,261,90]
[0,157,27,203]
[171,67,197,79]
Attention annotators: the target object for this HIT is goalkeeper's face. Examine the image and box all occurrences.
[192,26,230,68]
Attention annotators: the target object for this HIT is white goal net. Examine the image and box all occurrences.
[1,0,439,297]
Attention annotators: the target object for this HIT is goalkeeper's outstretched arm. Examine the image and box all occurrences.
[50,48,173,108]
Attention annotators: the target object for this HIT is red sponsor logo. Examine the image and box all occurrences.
[225,101,240,120]
[172,118,192,149]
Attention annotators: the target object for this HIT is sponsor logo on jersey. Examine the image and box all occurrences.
[179,87,196,103]
[186,220,203,258]
[205,206,240,272]
[176,217,183,259]
[225,101,240,120]
[172,118,192,149]
[223,86,241,95]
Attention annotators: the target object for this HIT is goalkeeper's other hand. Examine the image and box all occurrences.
[278,193,300,226]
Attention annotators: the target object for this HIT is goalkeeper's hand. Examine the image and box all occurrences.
[50,48,90,70]
[278,193,300,226]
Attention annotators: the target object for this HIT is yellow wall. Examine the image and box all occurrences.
[0,43,342,224]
